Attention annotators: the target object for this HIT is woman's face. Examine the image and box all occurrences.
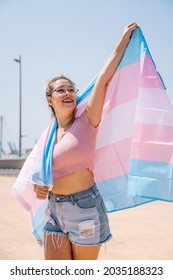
[47,79,77,115]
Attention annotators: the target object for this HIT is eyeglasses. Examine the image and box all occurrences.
[52,88,79,95]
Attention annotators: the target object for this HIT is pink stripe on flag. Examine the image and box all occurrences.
[94,138,132,182]
[133,123,173,143]
[17,188,45,216]
[16,188,36,210]
[103,62,140,114]
[131,141,173,163]
[140,54,165,89]
[29,199,47,217]
[77,61,141,117]
[131,123,173,163]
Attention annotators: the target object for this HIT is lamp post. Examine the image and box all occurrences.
[14,55,22,157]
[0,115,3,158]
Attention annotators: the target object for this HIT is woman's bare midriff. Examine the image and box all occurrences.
[51,168,95,195]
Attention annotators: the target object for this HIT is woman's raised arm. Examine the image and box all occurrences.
[86,22,138,127]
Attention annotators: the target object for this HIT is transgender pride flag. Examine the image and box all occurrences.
[12,27,173,243]
[128,30,173,202]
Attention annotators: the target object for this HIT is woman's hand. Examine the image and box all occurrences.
[34,185,49,200]
[122,22,138,42]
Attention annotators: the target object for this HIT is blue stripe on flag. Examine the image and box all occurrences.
[128,159,173,201]
[97,174,153,213]
[31,200,48,242]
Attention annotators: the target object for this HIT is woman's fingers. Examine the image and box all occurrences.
[34,185,49,200]
[127,22,138,29]
[122,22,138,41]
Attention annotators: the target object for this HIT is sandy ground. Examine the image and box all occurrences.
[0,175,173,260]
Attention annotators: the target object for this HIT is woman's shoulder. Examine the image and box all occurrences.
[77,109,99,130]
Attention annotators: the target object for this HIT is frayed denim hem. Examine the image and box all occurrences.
[69,233,113,247]
[44,231,68,251]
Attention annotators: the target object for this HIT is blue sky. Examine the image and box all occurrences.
[0,0,173,155]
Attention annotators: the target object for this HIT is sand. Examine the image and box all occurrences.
[0,175,173,260]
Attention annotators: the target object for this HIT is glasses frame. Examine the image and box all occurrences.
[51,88,79,96]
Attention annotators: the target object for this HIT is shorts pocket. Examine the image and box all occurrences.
[75,196,96,210]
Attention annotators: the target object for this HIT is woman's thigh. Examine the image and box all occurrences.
[44,234,73,260]
[72,243,101,260]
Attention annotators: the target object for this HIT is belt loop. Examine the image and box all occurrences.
[70,195,75,205]
[92,184,98,196]
[49,192,57,202]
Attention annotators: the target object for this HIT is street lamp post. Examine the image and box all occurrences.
[14,55,22,157]
[0,115,3,158]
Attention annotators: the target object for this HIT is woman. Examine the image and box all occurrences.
[34,22,138,260]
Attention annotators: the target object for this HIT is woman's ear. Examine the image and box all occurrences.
[46,96,52,106]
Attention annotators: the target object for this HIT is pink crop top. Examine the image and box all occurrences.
[52,110,98,178]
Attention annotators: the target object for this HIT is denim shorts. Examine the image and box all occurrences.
[44,185,112,246]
